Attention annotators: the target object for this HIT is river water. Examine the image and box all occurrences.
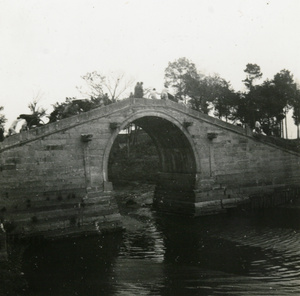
[22,206,300,296]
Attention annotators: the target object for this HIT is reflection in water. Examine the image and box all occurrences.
[23,234,123,296]
[22,208,300,295]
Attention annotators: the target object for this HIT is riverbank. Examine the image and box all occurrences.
[113,183,155,232]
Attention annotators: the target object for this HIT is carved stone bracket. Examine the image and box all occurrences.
[81,134,93,142]
[183,121,193,129]
[109,122,121,130]
[207,132,218,140]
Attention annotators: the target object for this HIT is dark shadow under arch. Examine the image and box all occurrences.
[133,116,196,174]
[105,114,198,215]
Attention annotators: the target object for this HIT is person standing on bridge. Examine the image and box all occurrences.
[254,121,262,134]
[134,82,144,98]
[161,85,169,100]
[8,117,21,135]
[149,88,158,99]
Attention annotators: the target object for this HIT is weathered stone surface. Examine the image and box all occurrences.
[1,98,300,237]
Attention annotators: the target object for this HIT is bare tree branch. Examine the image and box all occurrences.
[78,71,135,102]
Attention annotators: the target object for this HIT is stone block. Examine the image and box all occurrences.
[103,181,113,192]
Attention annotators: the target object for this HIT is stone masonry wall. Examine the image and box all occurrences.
[186,113,300,191]
[0,104,123,237]
[0,98,300,236]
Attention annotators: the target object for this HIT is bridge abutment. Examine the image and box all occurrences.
[153,172,196,215]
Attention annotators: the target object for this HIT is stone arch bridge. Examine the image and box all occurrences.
[1,98,300,238]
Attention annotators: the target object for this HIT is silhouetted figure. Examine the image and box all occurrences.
[167,93,176,102]
[140,82,144,97]
[134,82,144,98]
[102,93,111,105]
[0,125,4,141]
[134,82,140,97]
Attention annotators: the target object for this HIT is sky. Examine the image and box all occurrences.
[1,0,300,137]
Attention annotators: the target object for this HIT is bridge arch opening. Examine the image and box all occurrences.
[105,114,198,214]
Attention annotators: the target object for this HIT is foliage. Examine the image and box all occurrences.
[164,57,236,115]
[27,100,47,119]
[231,67,298,136]
[164,58,299,137]
[212,84,240,122]
[184,75,211,113]
[19,99,48,128]
[9,61,300,139]
[48,97,107,123]
[233,82,282,134]
[49,71,133,123]
[0,106,6,124]
[0,106,6,136]
[164,57,199,102]
[184,74,234,115]
[290,86,300,138]
[292,97,300,125]
[243,63,263,90]
[272,69,297,109]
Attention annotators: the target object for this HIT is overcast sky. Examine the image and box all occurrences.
[1,0,300,137]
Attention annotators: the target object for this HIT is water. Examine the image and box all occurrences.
[22,208,300,295]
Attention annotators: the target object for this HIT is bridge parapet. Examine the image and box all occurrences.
[1,98,250,151]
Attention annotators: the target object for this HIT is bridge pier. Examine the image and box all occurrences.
[153,172,196,215]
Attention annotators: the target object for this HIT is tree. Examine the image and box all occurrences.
[0,106,6,141]
[48,97,105,123]
[104,72,135,102]
[229,92,253,127]
[272,70,296,108]
[232,67,297,137]
[49,98,78,123]
[164,57,199,102]
[0,106,6,126]
[212,82,239,122]
[164,58,239,115]
[78,71,134,103]
[253,80,285,136]
[49,70,134,123]
[272,70,297,137]
[243,63,263,90]
[27,100,47,119]
[291,86,300,139]
[233,81,287,135]
[185,74,234,115]
[78,71,105,99]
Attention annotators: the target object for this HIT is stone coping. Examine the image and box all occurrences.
[1,98,299,156]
